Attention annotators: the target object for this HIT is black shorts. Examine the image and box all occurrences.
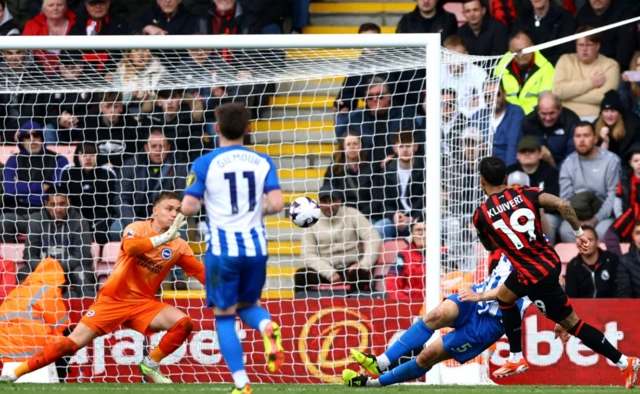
[504,267,573,323]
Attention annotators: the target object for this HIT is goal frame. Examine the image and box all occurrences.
[0,33,443,382]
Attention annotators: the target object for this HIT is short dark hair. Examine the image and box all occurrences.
[582,225,598,239]
[443,35,467,51]
[441,88,457,99]
[77,143,97,155]
[358,23,381,34]
[574,121,596,135]
[510,29,533,43]
[392,130,415,145]
[157,89,185,100]
[153,191,181,207]
[576,25,601,44]
[462,0,485,7]
[215,102,250,141]
[634,219,640,231]
[46,184,68,199]
[480,156,507,186]
[101,92,123,104]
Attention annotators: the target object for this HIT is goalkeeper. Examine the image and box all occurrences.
[343,254,531,388]
[0,192,205,384]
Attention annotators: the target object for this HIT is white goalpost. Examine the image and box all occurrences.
[0,33,505,385]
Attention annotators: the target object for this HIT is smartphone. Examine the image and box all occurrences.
[624,70,640,82]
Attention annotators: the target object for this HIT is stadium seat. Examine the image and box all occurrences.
[0,145,19,165]
[443,2,466,26]
[372,240,409,292]
[0,243,25,264]
[90,243,101,270]
[554,243,577,264]
[101,242,121,263]
[95,261,114,278]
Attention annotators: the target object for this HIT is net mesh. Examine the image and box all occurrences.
[0,45,507,384]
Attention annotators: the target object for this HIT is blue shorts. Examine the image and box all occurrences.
[204,252,268,310]
[441,294,505,364]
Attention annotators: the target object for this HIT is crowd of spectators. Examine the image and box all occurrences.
[2,0,640,299]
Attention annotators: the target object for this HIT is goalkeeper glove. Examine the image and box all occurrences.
[150,213,187,247]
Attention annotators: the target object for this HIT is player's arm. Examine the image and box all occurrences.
[539,192,589,251]
[181,195,200,216]
[539,192,581,233]
[263,156,284,215]
[122,216,187,257]
[458,286,500,303]
[181,159,206,217]
[263,189,284,215]
[477,231,497,252]
[177,253,206,285]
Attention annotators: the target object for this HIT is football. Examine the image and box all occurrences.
[289,196,321,228]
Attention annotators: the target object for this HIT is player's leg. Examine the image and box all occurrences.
[136,304,194,384]
[493,271,529,378]
[351,298,460,376]
[532,277,639,389]
[206,253,251,393]
[0,323,98,382]
[237,255,284,374]
[344,338,450,387]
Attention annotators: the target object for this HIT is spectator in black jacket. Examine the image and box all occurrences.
[195,0,284,34]
[521,91,579,169]
[565,226,618,298]
[507,135,562,243]
[512,0,575,66]
[321,131,381,222]
[69,0,127,75]
[0,0,20,36]
[396,0,457,42]
[576,0,638,72]
[617,219,640,297]
[132,0,198,35]
[80,92,142,173]
[110,129,188,241]
[374,131,425,240]
[595,90,640,160]
[60,143,117,245]
[457,0,508,56]
[139,88,208,163]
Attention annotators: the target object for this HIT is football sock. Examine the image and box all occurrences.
[152,316,193,363]
[20,337,78,377]
[238,305,272,334]
[382,320,433,367]
[498,298,523,353]
[216,314,248,387]
[367,378,382,387]
[568,320,622,365]
[617,355,629,370]
[509,352,523,363]
[379,358,431,386]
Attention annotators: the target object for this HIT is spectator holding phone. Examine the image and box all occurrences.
[623,51,640,118]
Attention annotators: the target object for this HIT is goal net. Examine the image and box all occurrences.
[0,35,507,385]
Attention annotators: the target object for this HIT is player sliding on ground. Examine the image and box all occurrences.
[181,103,285,394]
[0,192,205,384]
[343,254,529,387]
[474,155,639,388]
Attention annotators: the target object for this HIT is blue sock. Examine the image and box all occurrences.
[383,320,434,364]
[379,359,431,386]
[237,305,272,332]
[215,315,245,373]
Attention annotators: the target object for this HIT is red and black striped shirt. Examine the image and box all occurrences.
[473,186,561,284]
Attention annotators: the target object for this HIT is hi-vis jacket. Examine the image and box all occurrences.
[494,51,555,115]
[0,258,68,362]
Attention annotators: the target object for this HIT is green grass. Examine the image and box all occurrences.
[0,384,631,394]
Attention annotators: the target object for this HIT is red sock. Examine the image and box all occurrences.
[151,316,193,362]
[21,337,78,377]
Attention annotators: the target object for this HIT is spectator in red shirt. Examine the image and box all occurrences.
[385,217,426,301]
[22,0,76,74]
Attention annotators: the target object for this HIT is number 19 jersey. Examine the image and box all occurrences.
[473,186,561,284]
[184,145,280,257]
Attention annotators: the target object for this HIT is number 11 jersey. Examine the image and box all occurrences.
[184,145,281,257]
[473,186,561,284]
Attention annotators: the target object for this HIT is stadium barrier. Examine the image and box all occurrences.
[0,297,635,385]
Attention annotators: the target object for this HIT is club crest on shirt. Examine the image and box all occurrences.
[186,172,196,187]
[86,310,95,317]
[126,229,135,238]
[601,270,610,281]
[162,248,173,260]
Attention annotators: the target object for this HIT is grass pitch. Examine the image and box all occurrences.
[0,384,631,394]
